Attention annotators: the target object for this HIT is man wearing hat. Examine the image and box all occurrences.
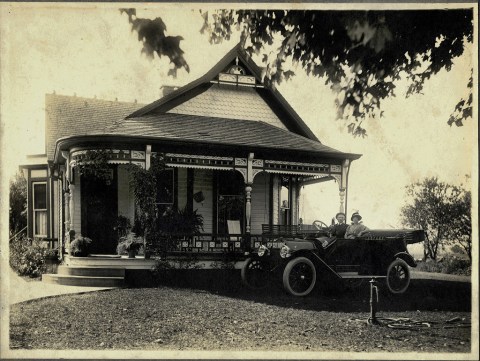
[345,212,369,239]
[329,212,348,238]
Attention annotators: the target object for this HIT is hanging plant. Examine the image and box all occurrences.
[76,150,112,183]
[128,154,167,254]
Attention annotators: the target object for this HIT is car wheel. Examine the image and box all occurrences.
[283,257,317,296]
[386,258,411,294]
[241,258,269,290]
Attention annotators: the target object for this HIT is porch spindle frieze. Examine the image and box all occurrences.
[69,148,146,169]
[165,153,234,171]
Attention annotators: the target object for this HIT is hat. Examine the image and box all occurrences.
[351,212,362,221]
[335,212,346,219]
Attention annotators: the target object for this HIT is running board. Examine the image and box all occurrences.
[338,272,386,279]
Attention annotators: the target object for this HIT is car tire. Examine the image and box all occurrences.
[386,258,411,294]
[283,257,317,296]
[241,258,269,290]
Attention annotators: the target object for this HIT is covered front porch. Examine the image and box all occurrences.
[55,143,355,260]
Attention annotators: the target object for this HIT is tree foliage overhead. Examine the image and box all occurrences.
[121,8,473,135]
[400,177,472,261]
[120,8,190,77]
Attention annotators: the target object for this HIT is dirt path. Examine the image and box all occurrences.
[8,269,115,304]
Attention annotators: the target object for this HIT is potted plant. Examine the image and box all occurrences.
[117,232,144,258]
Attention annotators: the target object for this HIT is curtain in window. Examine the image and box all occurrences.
[34,210,47,236]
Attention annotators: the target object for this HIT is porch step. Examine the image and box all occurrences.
[42,274,125,287]
[57,265,125,277]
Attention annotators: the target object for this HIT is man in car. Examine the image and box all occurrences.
[329,212,348,238]
[345,212,369,239]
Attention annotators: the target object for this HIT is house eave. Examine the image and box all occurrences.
[53,134,361,164]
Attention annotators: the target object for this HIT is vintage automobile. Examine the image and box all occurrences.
[241,221,425,296]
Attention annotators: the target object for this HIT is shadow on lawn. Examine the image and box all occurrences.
[130,269,471,314]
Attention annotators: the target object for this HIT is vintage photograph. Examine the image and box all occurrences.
[1,2,477,359]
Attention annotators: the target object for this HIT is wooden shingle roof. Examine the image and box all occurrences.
[45,94,143,160]
[53,111,360,160]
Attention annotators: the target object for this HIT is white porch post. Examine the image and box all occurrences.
[340,159,350,215]
[64,190,71,232]
[69,184,75,232]
[245,185,252,233]
[146,145,152,170]
[245,153,254,234]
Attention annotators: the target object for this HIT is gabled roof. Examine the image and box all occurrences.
[45,94,143,160]
[126,43,319,141]
[55,113,360,160]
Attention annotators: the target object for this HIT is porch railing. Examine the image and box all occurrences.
[150,226,319,255]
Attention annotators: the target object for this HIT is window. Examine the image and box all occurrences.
[33,182,47,237]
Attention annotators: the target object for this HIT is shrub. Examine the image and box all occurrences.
[439,255,471,276]
[150,255,203,286]
[117,233,144,256]
[416,255,471,276]
[70,236,93,257]
[9,236,56,278]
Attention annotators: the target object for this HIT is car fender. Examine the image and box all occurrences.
[394,252,416,267]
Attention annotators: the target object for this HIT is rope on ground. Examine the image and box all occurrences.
[349,316,470,330]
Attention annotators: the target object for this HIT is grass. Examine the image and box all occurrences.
[10,273,471,352]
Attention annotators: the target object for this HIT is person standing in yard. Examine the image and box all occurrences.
[329,212,348,238]
[345,212,369,239]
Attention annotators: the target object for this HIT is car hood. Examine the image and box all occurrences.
[361,229,425,244]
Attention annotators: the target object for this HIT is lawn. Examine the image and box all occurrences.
[9,274,471,353]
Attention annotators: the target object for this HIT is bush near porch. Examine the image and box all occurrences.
[9,235,58,278]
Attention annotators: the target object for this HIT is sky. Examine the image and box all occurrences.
[0,3,477,232]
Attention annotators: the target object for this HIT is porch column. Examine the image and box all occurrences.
[64,189,71,232]
[245,153,254,234]
[245,185,252,233]
[340,159,350,215]
[69,184,75,232]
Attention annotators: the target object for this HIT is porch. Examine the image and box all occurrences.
[42,225,320,287]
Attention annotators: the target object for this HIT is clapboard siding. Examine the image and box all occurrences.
[193,169,213,233]
[251,172,270,234]
[177,168,188,210]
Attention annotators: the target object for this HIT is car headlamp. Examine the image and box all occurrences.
[257,245,269,257]
[280,245,291,258]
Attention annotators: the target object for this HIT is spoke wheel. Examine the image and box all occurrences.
[241,258,269,290]
[386,259,411,294]
[283,257,316,296]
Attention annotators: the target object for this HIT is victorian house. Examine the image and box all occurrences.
[21,44,361,276]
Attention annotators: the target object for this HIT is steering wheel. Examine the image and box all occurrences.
[312,220,328,230]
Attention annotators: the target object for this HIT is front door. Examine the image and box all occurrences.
[81,168,118,254]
